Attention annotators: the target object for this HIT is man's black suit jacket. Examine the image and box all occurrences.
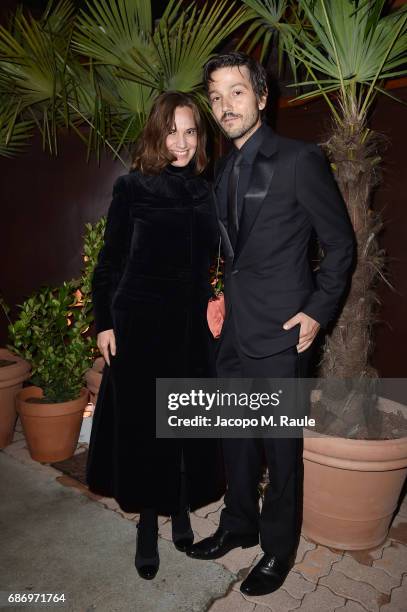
[213,125,355,358]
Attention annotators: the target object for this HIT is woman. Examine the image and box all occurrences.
[86,92,225,580]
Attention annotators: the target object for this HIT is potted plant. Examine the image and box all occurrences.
[240,0,407,549]
[0,296,31,448]
[304,385,407,549]
[7,281,96,462]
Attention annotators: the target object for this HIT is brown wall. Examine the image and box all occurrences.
[0,131,124,339]
[1,91,406,380]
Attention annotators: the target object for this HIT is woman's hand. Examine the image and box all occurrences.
[97,329,116,366]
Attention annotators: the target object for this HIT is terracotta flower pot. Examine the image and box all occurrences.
[0,348,31,448]
[303,397,407,550]
[84,356,105,405]
[16,386,89,462]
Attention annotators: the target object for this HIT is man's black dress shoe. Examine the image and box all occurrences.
[186,527,258,560]
[240,554,295,596]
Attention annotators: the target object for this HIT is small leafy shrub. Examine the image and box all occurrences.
[2,217,106,403]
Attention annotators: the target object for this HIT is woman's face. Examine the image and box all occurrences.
[165,105,198,166]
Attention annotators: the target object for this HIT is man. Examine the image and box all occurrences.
[186,52,355,597]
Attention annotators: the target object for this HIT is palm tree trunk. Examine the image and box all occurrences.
[319,101,385,379]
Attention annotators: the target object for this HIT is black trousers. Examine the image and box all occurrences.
[216,308,312,558]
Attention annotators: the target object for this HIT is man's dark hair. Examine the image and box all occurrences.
[203,51,268,101]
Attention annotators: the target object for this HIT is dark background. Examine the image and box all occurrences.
[1,1,406,384]
[0,0,182,22]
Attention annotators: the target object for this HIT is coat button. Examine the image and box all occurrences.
[232,269,239,275]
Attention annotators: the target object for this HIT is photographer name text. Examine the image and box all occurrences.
[167,415,315,428]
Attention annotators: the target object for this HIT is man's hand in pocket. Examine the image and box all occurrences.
[283,312,320,353]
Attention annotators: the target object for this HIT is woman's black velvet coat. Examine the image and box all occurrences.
[86,162,225,515]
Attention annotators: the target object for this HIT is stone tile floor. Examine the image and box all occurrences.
[3,420,407,612]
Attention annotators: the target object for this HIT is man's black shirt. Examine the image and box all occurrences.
[217,122,267,227]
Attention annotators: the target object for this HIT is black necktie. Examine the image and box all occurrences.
[227,151,242,249]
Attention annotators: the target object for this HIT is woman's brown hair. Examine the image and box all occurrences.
[131,91,207,175]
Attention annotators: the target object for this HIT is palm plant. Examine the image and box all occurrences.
[289,0,406,384]
[243,0,407,383]
[0,0,80,155]
[73,0,249,155]
[0,0,249,162]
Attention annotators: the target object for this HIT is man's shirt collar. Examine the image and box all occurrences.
[233,121,266,164]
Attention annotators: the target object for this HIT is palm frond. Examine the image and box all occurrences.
[237,0,304,73]
[289,0,407,119]
[42,0,77,33]
[73,0,155,68]
[0,97,34,157]
[0,0,77,153]
[147,0,250,92]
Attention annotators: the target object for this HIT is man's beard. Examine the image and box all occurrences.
[221,107,260,141]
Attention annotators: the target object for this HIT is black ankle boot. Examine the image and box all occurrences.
[135,509,159,580]
[171,507,194,552]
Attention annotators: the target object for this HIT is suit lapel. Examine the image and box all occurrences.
[234,131,279,263]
